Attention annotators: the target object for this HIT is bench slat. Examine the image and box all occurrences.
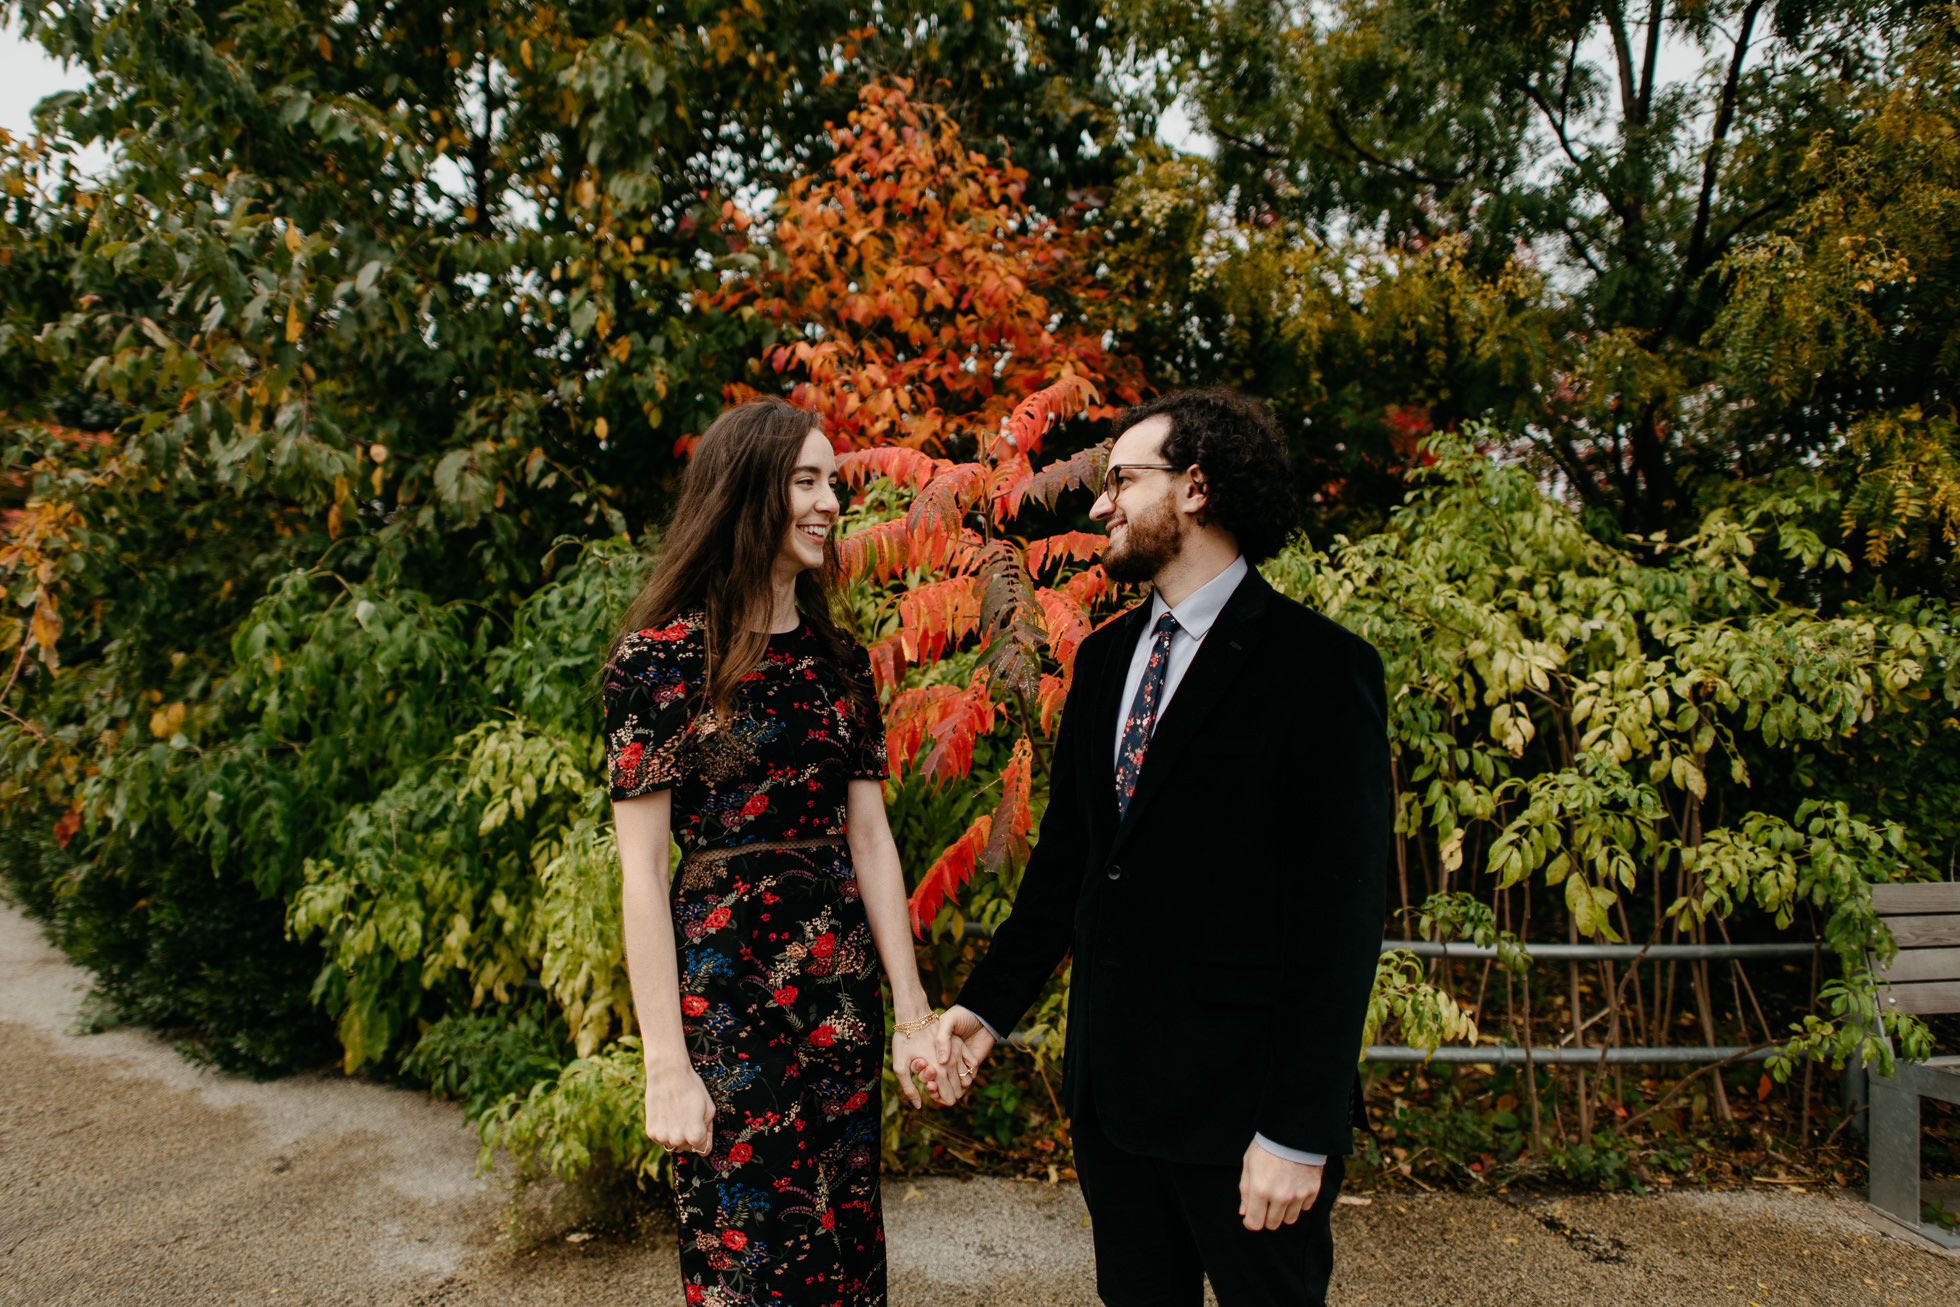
[1877,946,1960,984]
[1878,979,1960,1016]
[1872,883,1960,915]
[1885,915,1960,949]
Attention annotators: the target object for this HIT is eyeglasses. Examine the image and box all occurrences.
[1101,463,1178,498]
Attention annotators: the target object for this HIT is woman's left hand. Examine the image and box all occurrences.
[893,1025,963,1108]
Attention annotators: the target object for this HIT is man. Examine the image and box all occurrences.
[934,390,1390,1306]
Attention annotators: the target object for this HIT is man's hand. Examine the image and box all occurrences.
[644,1063,717,1156]
[894,1025,962,1107]
[922,1004,997,1096]
[1238,1139,1323,1231]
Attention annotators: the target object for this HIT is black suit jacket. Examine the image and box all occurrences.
[955,568,1390,1165]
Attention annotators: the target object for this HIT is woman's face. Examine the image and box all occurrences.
[779,429,841,575]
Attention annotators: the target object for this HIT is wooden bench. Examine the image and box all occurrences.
[1869,882,1960,1248]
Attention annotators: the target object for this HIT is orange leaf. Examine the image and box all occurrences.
[836,445,940,491]
[864,634,906,695]
[837,517,912,583]
[896,575,983,666]
[885,683,965,769]
[916,670,997,784]
[1024,531,1106,576]
[908,812,990,935]
[1035,672,1070,735]
[1033,585,1091,669]
[906,462,988,537]
[978,736,1036,872]
[999,374,1099,461]
[1010,442,1110,520]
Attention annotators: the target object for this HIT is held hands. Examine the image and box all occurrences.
[644,1061,717,1156]
[1237,1139,1323,1231]
[892,1023,962,1108]
[894,1004,997,1108]
[922,1003,996,1102]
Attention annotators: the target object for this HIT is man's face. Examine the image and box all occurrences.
[1091,415,1183,584]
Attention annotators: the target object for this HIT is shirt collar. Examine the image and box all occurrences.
[1147,554,1248,642]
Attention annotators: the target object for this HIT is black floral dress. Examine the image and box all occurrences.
[604,611,889,1307]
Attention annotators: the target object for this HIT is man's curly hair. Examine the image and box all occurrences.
[1113,389,1298,564]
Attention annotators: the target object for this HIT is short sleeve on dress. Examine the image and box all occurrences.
[845,642,889,781]
[603,622,703,800]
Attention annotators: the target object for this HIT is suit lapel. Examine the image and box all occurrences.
[1107,571,1272,858]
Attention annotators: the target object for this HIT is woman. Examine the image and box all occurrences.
[604,397,956,1307]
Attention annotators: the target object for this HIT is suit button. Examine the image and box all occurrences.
[1106,863,1122,881]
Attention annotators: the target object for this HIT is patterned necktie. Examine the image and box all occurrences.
[1114,612,1180,819]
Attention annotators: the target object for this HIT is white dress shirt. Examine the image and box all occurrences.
[975,554,1326,1169]
[1109,554,1248,768]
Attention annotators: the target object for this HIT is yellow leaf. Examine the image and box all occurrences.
[520,38,533,68]
[316,33,331,61]
[285,301,304,343]
[327,502,342,538]
[285,224,302,254]
[369,443,389,463]
[609,335,631,362]
[594,417,610,441]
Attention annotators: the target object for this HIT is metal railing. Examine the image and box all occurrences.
[954,920,1817,1065]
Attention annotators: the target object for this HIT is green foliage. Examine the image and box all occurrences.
[0,0,1144,1080]
[401,1003,573,1122]
[480,1037,664,1183]
[1364,948,1480,1054]
[1270,430,1956,1075]
[6,0,1960,1188]
[1413,890,1532,974]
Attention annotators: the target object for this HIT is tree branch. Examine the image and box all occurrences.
[1208,124,1286,162]
[1604,0,1640,123]
[1679,0,1769,288]
[1521,82,1632,225]
[1323,111,1464,189]
[1560,222,1609,279]
[1637,0,1666,124]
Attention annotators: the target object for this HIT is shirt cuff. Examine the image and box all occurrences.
[1253,1133,1326,1167]
[971,1012,1003,1042]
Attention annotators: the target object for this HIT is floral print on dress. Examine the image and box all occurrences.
[603,612,887,851]
[602,612,890,1305]
[669,842,883,1305]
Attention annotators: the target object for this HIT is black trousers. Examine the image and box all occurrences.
[1072,1096,1344,1307]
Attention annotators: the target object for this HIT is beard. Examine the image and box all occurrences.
[1101,492,1183,584]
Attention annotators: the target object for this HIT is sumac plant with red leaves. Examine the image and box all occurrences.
[709,82,1143,935]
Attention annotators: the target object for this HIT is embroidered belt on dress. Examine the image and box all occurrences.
[681,836,846,866]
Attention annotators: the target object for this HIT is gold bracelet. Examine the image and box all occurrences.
[893,1011,940,1036]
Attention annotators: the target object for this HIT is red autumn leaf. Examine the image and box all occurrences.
[836,446,941,492]
[978,735,1036,872]
[1024,531,1106,577]
[908,812,991,935]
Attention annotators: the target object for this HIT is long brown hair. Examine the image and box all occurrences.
[610,397,868,723]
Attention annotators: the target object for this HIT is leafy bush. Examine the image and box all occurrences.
[402,1004,572,1123]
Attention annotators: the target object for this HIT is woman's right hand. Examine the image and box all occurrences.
[644,1061,717,1155]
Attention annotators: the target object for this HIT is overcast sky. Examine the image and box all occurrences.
[0,26,86,140]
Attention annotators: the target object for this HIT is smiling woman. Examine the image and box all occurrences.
[601,397,966,1306]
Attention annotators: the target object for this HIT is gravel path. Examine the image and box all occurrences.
[3,900,1956,1306]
